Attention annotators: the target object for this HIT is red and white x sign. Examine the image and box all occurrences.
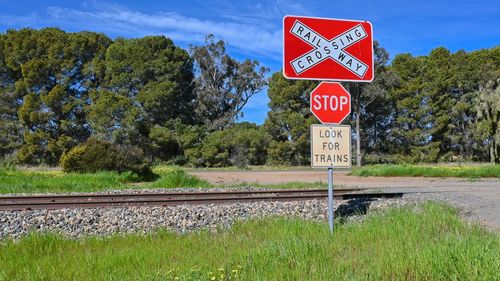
[283,16,374,82]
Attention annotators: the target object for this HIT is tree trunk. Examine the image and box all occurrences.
[495,140,499,164]
[490,139,495,164]
[356,112,362,167]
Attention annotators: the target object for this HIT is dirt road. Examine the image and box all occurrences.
[189,170,500,230]
[190,170,499,188]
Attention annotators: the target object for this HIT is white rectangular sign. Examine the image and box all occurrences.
[311,124,351,168]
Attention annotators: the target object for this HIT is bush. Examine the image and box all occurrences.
[60,139,156,181]
[363,154,395,165]
[150,168,212,188]
[0,154,18,171]
[187,123,269,167]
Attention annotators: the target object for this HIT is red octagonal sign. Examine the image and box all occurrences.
[310,82,351,124]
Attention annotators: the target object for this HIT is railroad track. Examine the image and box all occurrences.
[0,189,404,211]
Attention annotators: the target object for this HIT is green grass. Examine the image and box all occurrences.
[3,163,498,194]
[183,165,319,172]
[0,166,212,194]
[350,164,500,178]
[0,165,327,194]
[0,168,127,194]
[227,181,328,189]
[0,202,498,280]
[149,166,212,188]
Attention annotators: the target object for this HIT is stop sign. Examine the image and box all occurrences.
[310,82,351,124]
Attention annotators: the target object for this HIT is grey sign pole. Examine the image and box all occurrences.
[328,167,334,233]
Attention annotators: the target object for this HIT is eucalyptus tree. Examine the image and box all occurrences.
[190,35,269,130]
[476,79,500,163]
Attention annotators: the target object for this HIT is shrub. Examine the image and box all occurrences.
[0,154,18,171]
[363,154,395,165]
[188,123,269,167]
[60,139,156,181]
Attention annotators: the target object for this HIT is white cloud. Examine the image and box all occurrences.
[45,4,283,60]
[0,12,39,26]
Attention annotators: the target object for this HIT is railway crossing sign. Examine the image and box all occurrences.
[283,15,374,82]
[310,82,351,124]
[282,15,372,234]
[310,125,351,168]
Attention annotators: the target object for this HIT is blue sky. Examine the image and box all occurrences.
[1,0,499,124]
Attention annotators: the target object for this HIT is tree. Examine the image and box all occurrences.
[1,28,112,164]
[89,35,195,153]
[86,90,140,143]
[444,50,480,161]
[424,47,457,160]
[476,79,500,163]
[189,122,269,167]
[264,72,316,165]
[103,36,195,125]
[190,35,269,130]
[388,54,439,163]
[344,42,395,166]
[0,33,23,158]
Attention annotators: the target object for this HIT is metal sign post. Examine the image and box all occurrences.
[328,167,334,232]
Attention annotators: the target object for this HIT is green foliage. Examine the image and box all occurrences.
[186,123,269,167]
[0,203,498,280]
[148,119,206,164]
[387,46,500,163]
[425,48,455,157]
[266,139,295,165]
[0,168,126,194]
[350,164,500,178]
[388,54,438,163]
[264,72,316,165]
[93,35,195,144]
[0,155,17,171]
[190,34,269,130]
[86,89,140,143]
[1,28,112,164]
[228,181,327,189]
[60,138,156,180]
[344,41,395,166]
[149,166,212,188]
[1,27,499,167]
[475,79,500,163]
[116,171,142,183]
[0,70,23,157]
[0,29,197,165]
[0,166,213,193]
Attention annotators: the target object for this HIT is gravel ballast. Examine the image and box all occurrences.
[0,189,410,240]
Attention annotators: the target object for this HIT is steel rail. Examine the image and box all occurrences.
[0,188,361,201]
[0,189,405,211]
